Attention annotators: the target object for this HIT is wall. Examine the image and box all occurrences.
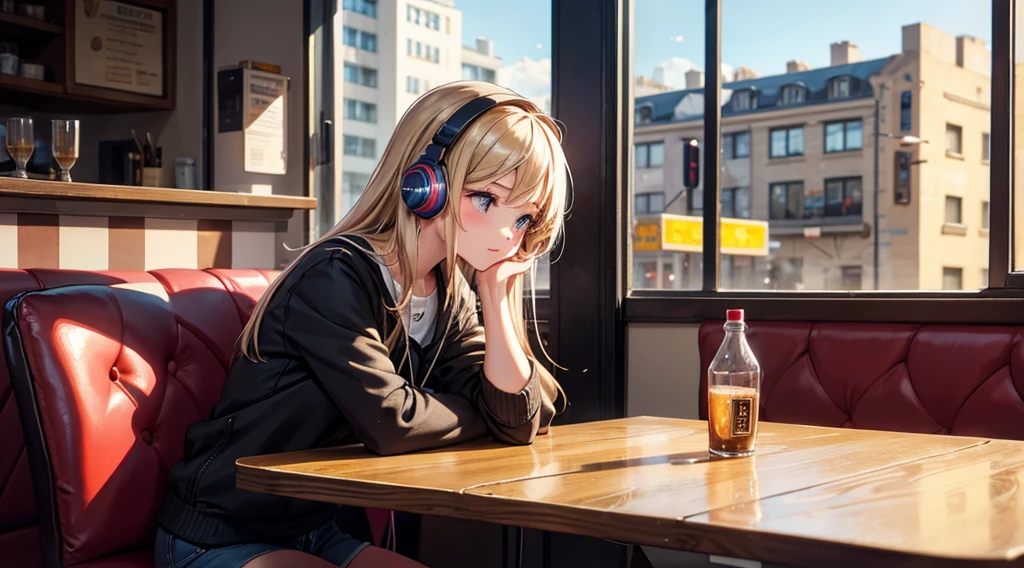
[213,0,307,268]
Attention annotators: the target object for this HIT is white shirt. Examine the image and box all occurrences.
[376,261,438,346]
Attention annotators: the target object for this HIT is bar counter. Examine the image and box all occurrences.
[0,178,317,271]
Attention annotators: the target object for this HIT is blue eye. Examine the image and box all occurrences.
[515,215,534,231]
[469,192,495,213]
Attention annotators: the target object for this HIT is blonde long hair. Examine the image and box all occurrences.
[239,81,569,396]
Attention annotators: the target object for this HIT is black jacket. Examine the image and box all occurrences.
[158,236,557,547]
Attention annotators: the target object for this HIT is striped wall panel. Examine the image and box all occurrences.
[0,214,277,270]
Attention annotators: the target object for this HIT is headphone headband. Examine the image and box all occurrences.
[431,96,498,152]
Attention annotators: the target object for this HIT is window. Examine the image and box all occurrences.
[982,268,989,287]
[342,172,372,209]
[689,187,704,212]
[731,90,755,111]
[942,267,963,290]
[344,64,377,88]
[343,0,376,18]
[343,135,375,159]
[828,77,852,100]
[769,181,805,220]
[824,120,863,153]
[780,85,806,105]
[722,132,750,160]
[342,27,377,52]
[635,104,653,124]
[634,142,664,168]
[982,201,990,230]
[344,99,377,123]
[946,123,963,155]
[406,77,420,94]
[770,127,804,158]
[982,132,991,162]
[945,196,963,224]
[840,266,863,290]
[634,192,665,215]
[721,187,751,218]
[407,6,441,30]
[824,177,863,217]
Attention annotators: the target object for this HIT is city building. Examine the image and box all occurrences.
[634,23,992,291]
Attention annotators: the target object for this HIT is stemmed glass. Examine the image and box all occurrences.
[51,119,79,182]
[5,117,34,179]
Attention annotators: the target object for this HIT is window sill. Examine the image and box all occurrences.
[768,154,806,163]
[946,151,965,160]
[942,222,968,236]
[980,228,990,238]
[982,159,991,165]
[823,149,863,159]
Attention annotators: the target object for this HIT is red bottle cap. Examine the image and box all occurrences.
[726,309,744,322]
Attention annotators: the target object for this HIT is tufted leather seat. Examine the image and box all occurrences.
[0,269,277,568]
[698,321,1024,440]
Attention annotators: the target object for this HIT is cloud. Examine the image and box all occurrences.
[497,57,551,113]
[652,57,698,89]
[651,58,739,88]
[669,35,684,43]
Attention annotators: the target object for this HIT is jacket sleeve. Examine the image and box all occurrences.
[428,275,559,446]
[283,253,488,456]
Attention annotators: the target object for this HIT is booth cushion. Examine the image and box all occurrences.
[1,269,277,568]
[699,321,1024,440]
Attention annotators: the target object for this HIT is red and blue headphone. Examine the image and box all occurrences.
[401,96,499,219]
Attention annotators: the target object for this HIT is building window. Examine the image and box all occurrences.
[945,196,962,224]
[769,181,805,220]
[635,192,665,215]
[343,172,372,204]
[721,187,751,218]
[828,77,852,100]
[344,64,377,88]
[770,127,804,158]
[982,200,990,229]
[343,0,377,18]
[780,85,807,105]
[982,132,991,162]
[942,267,963,290]
[840,266,862,290]
[824,120,863,153]
[343,27,377,52]
[689,187,704,212]
[824,177,863,217]
[343,135,376,158]
[407,6,441,30]
[406,76,420,94]
[722,132,750,160]
[731,90,755,111]
[635,141,665,168]
[635,104,654,125]
[946,123,963,155]
[982,268,989,286]
[344,99,377,123]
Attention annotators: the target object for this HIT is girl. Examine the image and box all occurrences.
[155,81,570,568]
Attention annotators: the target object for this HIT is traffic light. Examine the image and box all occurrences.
[683,139,700,189]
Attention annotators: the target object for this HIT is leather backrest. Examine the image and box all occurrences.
[698,321,1024,439]
[1,270,277,567]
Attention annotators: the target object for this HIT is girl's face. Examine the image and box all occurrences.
[456,169,540,271]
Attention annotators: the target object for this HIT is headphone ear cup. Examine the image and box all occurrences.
[401,159,448,219]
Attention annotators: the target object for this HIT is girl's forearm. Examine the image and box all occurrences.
[475,282,532,393]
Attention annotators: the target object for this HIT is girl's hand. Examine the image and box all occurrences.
[475,254,534,294]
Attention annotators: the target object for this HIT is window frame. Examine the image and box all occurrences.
[609,0,1023,330]
[722,131,750,160]
[823,119,863,153]
[769,125,804,158]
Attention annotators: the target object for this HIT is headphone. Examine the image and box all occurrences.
[401,96,499,219]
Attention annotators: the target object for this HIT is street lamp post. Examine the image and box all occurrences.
[873,87,926,290]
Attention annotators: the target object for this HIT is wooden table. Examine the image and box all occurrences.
[236,417,1024,567]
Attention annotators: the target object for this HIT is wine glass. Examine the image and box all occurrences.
[5,117,33,179]
[51,119,79,182]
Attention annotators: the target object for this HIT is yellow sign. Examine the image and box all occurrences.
[632,214,768,256]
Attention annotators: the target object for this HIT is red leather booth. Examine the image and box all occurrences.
[699,321,1024,440]
[0,269,277,568]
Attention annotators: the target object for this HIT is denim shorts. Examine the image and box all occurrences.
[154,520,370,568]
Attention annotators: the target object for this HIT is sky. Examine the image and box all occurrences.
[453,0,992,93]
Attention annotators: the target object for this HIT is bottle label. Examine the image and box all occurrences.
[730,397,754,436]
